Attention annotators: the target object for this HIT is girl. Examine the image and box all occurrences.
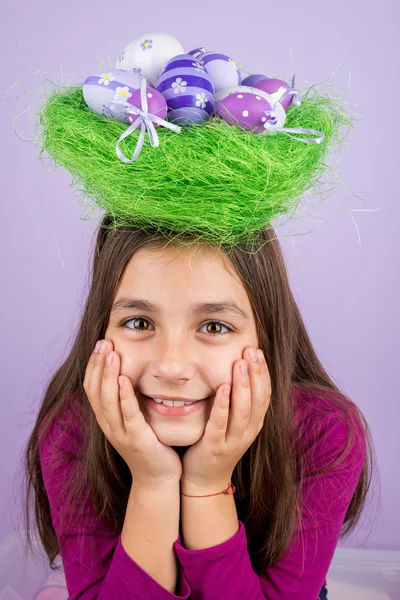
[22,218,373,600]
[20,40,374,599]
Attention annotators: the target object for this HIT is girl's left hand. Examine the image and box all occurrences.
[181,346,271,492]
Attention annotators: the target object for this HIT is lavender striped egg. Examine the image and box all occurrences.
[198,51,242,92]
[253,78,295,111]
[156,54,215,125]
[217,92,275,134]
[83,69,154,123]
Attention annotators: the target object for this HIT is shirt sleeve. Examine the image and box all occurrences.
[173,406,367,600]
[38,402,191,600]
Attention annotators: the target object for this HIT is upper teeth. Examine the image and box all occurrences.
[153,398,195,406]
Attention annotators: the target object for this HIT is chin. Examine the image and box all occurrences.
[151,424,204,448]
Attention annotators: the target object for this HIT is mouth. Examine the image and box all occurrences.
[137,392,213,417]
[138,392,211,405]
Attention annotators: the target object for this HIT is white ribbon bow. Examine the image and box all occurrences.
[110,77,182,163]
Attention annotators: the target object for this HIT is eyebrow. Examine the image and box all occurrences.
[110,297,249,321]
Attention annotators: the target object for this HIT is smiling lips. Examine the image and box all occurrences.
[145,396,209,417]
[140,393,210,404]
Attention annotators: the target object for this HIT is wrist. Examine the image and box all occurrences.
[132,478,181,494]
[181,478,233,497]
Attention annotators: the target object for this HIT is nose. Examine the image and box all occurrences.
[151,335,192,383]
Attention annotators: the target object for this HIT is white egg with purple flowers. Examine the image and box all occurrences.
[116,33,185,87]
[82,69,152,123]
[196,51,241,93]
[157,53,215,125]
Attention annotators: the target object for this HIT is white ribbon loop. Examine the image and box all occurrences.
[262,76,325,145]
[110,77,182,163]
[276,74,302,108]
[265,125,325,144]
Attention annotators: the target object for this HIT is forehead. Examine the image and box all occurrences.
[117,244,246,300]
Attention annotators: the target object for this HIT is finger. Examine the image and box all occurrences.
[118,376,156,444]
[226,359,251,441]
[84,340,112,424]
[100,347,126,436]
[83,340,102,393]
[246,348,271,432]
[205,384,231,444]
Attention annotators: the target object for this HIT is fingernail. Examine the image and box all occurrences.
[257,349,264,362]
[98,341,107,353]
[106,353,114,366]
[240,361,248,376]
[94,341,101,353]
[249,348,258,362]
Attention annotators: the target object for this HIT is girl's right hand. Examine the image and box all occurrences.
[83,339,183,487]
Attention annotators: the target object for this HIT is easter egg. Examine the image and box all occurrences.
[242,73,270,87]
[217,87,287,132]
[253,78,295,111]
[197,51,241,92]
[116,33,185,87]
[217,92,275,134]
[156,53,215,125]
[215,85,272,105]
[82,69,151,123]
[188,47,207,58]
[126,87,168,126]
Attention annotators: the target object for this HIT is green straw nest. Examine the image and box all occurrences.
[35,83,353,247]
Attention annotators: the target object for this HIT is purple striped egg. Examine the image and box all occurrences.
[217,92,275,134]
[242,73,270,87]
[83,69,154,123]
[198,51,242,92]
[156,54,215,125]
[188,47,207,58]
[253,78,294,111]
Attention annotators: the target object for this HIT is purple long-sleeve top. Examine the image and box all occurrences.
[38,388,366,600]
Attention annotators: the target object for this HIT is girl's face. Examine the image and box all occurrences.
[104,244,259,448]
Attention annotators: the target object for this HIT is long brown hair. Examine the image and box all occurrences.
[19,216,377,574]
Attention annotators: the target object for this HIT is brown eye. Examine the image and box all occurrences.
[201,321,233,336]
[132,318,150,330]
[121,317,153,331]
[206,322,223,334]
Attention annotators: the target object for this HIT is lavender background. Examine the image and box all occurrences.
[1,0,398,575]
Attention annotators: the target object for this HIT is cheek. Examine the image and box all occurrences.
[203,353,235,388]
[119,350,140,375]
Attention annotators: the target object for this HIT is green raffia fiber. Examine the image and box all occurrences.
[35,83,353,247]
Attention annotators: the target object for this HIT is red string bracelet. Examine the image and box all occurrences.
[182,481,236,497]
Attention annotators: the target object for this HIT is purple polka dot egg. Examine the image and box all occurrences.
[216,85,287,131]
[156,53,215,125]
[198,51,242,92]
[83,69,152,123]
[253,78,296,111]
[126,87,167,126]
[217,91,275,134]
